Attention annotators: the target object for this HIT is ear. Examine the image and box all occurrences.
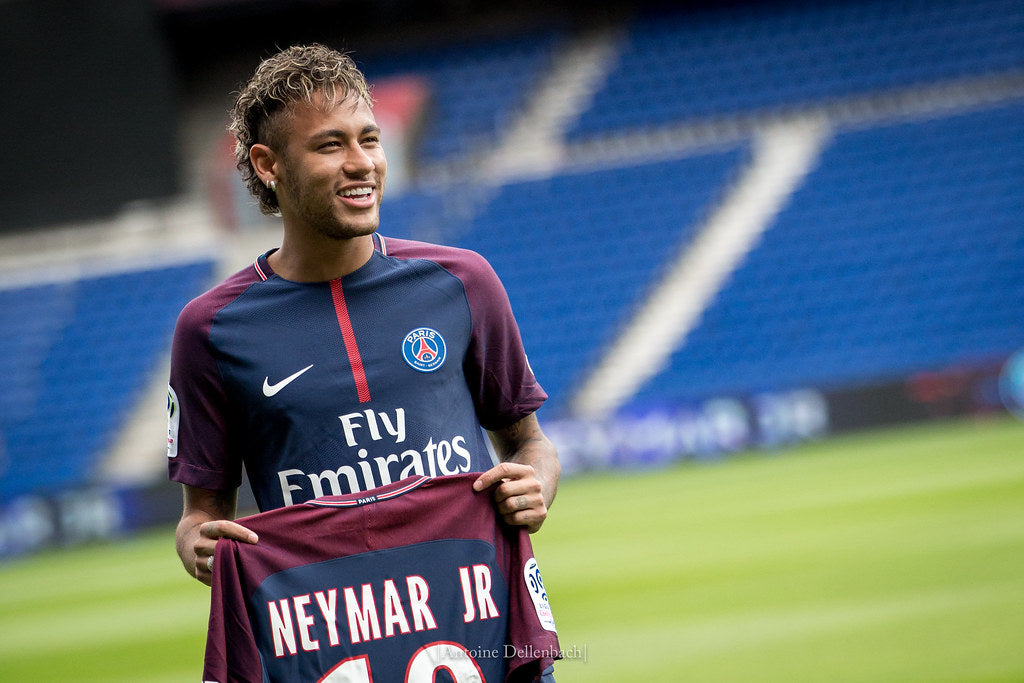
[249,143,277,185]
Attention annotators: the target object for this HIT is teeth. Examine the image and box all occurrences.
[341,187,372,198]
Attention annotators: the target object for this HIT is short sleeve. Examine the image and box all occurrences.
[167,282,247,491]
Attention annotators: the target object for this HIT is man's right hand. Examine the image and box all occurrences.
[176,485,258,586]
[192,519,259,585]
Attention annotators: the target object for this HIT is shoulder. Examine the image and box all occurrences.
[174,261,262,339]
[379,235,501,288]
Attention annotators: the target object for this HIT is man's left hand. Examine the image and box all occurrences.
[473,462,548,532]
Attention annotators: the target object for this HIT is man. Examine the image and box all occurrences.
[168,43,559,585]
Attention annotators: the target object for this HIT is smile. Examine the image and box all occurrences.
[339,187,374,201]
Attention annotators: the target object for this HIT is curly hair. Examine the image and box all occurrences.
[229,44,374,215]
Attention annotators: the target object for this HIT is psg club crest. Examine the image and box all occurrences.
[402,327,447,373]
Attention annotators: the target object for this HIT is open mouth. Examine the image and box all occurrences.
[338,186,375,205]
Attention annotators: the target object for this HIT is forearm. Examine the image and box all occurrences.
[487,413,561,509]
[175,485,245,584]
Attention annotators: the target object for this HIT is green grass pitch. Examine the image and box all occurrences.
[1,415,1022,681]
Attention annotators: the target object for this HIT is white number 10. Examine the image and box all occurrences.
[318,641,485,682]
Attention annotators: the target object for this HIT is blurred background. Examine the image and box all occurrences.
[0,0,1022,559]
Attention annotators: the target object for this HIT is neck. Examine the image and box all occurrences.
[268,233,375,282]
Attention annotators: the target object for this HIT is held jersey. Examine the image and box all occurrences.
[203,473,560,683]
[167,234,546,510]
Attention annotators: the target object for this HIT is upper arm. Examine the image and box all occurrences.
[168,283,246,492]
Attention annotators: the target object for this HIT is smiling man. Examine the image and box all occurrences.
[168,44,561,681]
[168,44,559,587]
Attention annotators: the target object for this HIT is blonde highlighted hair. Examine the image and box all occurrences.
[229,44,374,215]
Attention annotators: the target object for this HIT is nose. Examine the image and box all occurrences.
[343,142,375,176]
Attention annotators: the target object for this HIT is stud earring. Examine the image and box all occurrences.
[267,180,277,192]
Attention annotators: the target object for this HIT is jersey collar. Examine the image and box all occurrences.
[252,235,388,283]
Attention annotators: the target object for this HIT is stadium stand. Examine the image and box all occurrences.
[629,101,1024,407]
[362,30,565,164]
[451,146,749,414]
[569,0,1024,140]
[1,0,1022,509]
[378,186,473,243]
[0,261,216,501]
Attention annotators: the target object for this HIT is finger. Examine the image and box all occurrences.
[194,551,214,585]
[473,462,534,491]
[495,489,542,516]
[502,501,547,533]
[490,475,542,508]
[199,520,258,544]
[494,487,545,519]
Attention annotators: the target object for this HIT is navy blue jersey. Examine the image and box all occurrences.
[203,474,560,683]
[168,235,546,510]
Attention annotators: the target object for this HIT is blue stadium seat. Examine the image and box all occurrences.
[0,260,216,500]
[569,0,1024,140]
[363,30,564,164]
[630,101,1024,407]
[6,0,1023,501]
[453,146,750,414]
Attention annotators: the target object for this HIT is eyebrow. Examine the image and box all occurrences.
[311,125,381,141]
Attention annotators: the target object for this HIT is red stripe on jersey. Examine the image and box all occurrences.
[254,258,268,281]
[330,279,371,403]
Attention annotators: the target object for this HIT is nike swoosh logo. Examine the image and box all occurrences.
[263,364,314,397]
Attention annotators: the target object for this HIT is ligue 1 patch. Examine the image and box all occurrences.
[402,327,446,372]
[166,385,179,458]
[524,557,557,632]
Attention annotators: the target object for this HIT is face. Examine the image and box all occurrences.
[273,93,387,241]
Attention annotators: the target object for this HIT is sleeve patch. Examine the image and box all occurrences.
[524,557,557,632]
[166,385,179,459]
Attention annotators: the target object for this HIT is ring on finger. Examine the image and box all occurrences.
[207,556,214,572]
